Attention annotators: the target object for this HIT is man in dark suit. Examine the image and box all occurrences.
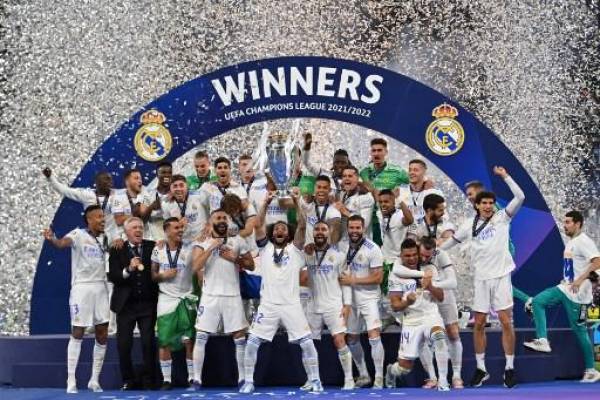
[108,216,159,390]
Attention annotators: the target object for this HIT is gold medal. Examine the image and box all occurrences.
[138,264,145,271]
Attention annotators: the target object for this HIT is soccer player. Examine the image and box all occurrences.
[200,157,249,214]
[220,193,257,245]
[186,150,215,190]
[522,211,600,383]
[43,205,109,393]
[239,191,323,394]
[340,215,385,389]
[112,168,146,241]
[410,193,455,245]
[191,209,255,388]
[387,238,449,391]
[403,159,443,224]
[302,132,351,198]
[161,175,208,242]
[141,161,173,241]
[335,166,376,242]
[441,166,524,388]
[300,175,342,246]
[301,221,354,390]
[151,218,198,390]
[43,168,120,246]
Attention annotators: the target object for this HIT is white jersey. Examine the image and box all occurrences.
[299,197,342,244]
[151,242,195,298]
[257,241,305,306]
[398,186,444,225]
[142,188,170,241]
[195,235,250,297]
[340,191,375,241]
[65,228,107,285]
[345,238,384,304]
[48,176,120,243]
[161,193,208,242]
[388,264,441,326]
[377,209,410,264]
[558,233,600,304]
[304,245,352,313]
[248,177,288,225]
[200,181,248,214]
[111,189,146,239]
[453,209,514,280]
[414,218,455,241]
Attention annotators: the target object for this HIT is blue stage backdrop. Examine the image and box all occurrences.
[31,56,564,334]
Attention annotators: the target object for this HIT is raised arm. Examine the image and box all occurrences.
[254,191,275,242]
[494,166,525,218]
[301,133,322,177]
[328,217,342,244]
[43,228,73,249]
[292,195,307,250]
[398,200,414,226]
[44,168,92,204]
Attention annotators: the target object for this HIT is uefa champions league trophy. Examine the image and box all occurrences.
[265,131,299,200]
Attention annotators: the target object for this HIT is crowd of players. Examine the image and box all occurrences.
[42,135,600,394]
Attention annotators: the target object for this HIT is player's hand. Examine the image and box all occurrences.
[111,238,125,249]
[219,246,236,262]
[161,268,178,280]
[42,228,54,241]
[303,132,312,150]
[208,237,224,250]
[42,167,52,178]
[339,272,353,286]
[341,305,351,323]
[265,191,276,205]
[129,257,141,272]
[304,243,315,255]
[421,275,432,289]
[493,166,508,178]
[406,292,417,305]
[151,196,161,211]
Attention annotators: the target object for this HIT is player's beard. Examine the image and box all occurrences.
[213,222,228,237]
[314,235,327,248]
[349,232,363,243]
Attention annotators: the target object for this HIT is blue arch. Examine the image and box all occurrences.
[31,56,563,333]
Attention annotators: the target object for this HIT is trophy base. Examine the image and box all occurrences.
[275,190,292,200]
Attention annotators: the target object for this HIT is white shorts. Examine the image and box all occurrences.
[249,302,311,342]
[69,282,110,327]
[307,306,347,339]
[195,294,248,334]
[472,274,513,313]
[398,319,444,360]
[438,291,459,325]
[347,299,382,334]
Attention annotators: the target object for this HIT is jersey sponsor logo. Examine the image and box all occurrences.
[425,103,464,156]
[309,263,334,274]
[563,256,574,282]
[477,225,496,241]
[134,110,172,162]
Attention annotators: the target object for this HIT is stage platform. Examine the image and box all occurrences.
[0,328,586,391]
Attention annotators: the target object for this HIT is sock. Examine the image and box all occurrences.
[90,341,106,383]
[244,335,263,384]
[448,338,463,379]
[419,343,437,381]
[337,345,353,382]
[347,339,369,377]
[67,337,82,382]
[234,337,247,383]
[193,332,209,383]
[475,353,486,372]
[299,337,320,381]
[505,354,514,370]
[433,336,449,386]
[368,337,384,379]
[160,360,172,383]
[186,358,194,382]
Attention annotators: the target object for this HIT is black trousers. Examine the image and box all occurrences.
[116,300,157,386]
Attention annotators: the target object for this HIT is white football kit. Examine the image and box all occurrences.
[161,193,208,242]
[111,189,146,240]
[339,190,375,242]
[200,181,248,214]
[559,233,600,305]
[299,197,342,245]
[377,209,410,265]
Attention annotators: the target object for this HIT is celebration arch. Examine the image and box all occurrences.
[31,56,563,334]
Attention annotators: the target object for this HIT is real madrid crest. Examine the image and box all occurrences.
[134,109,173,162]
[425,103,465,156]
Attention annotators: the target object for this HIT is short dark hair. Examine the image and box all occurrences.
[465,180,484,191]
[315,175,331,185]
[194,150,209,160]
[379,188,394,197]
[334,149,349,158]
[423,193,445,212]
[123,168,141,182]
[214,156,231,168]
[163,217,180,231]
[314,220,329,229]
[221,193,243,214]
[267,221,293,243]
[420,236,437,250]
[171,174,186,184]
[370,138,387,148]
[210,208,228,216]
[566,210,584,226]
[156,161,172,171]
[239,154,253,161]
[84,204,102,225]
[348,214,365,226]
[342,165,359,175]
[409,159,427,169]
[400,238,418,251]
[94,171,111,181]
[475,191,496,204]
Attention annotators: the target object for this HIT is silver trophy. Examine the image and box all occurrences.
[265,131,299,199]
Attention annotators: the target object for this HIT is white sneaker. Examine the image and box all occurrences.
[372,376,384,389]
[66,379,77,394]
[239,382,255,393]
[87,380,103,392]
[342,379,355,390]
[310,379,324,392]
[580,369,600,383]
[300,380,312,391]
[523,338,551,353]
[355,375,371,387]
[437,381,450,391]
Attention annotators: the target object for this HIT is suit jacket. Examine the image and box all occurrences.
[108,239,158,314]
